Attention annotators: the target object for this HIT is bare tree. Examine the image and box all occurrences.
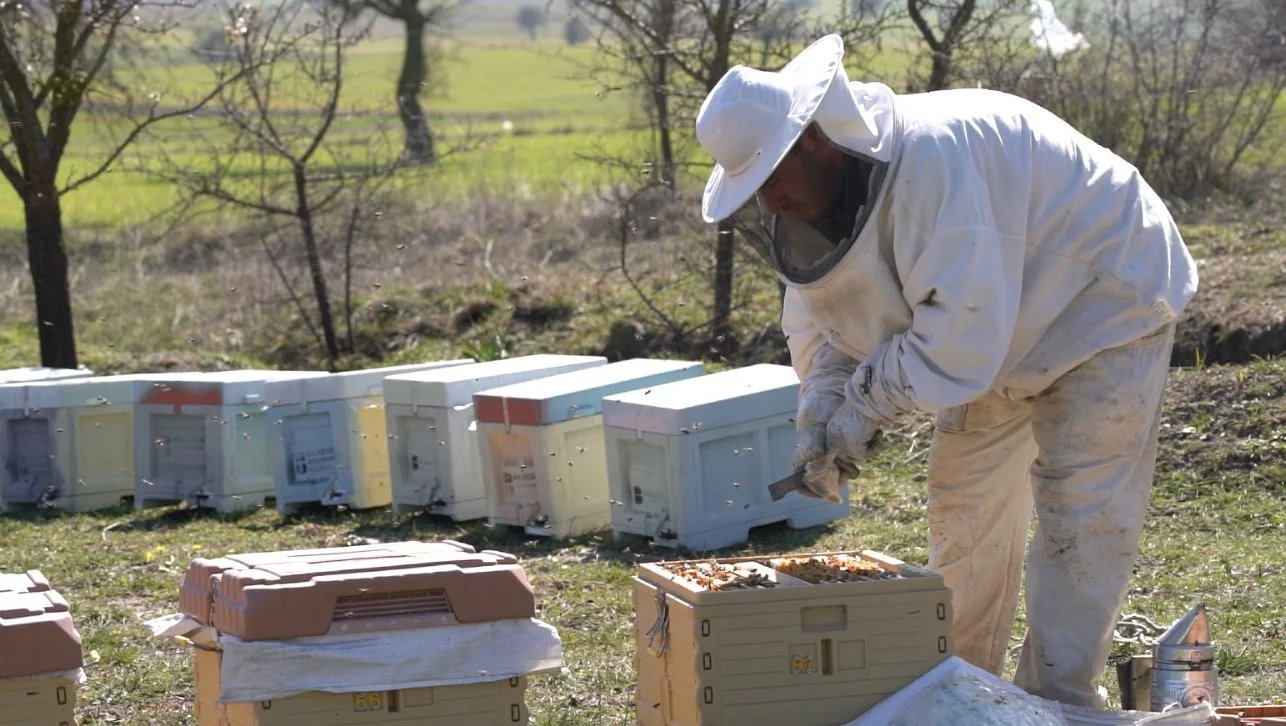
[149,2,407,369]
[568,0,899,347]
[0,1,239,368]
[956,0,1286,200]
[330,0,453,164]
[905,0,1026,90]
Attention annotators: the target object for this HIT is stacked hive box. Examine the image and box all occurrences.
[266,360,474,515]
[178,540,546,725]
[602,363,849,551]
[383,354,607,521]
[0,570,84,726]
[133,369,330,512]
[632,550,954,726]
[474,358,706,539]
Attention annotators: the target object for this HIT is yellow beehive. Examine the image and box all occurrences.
[0,674,78,726]
[180,542,545,726]
[193,638,530,726]
[632,550,954,726]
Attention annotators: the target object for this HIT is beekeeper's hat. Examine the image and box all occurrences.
[695,34,846,224]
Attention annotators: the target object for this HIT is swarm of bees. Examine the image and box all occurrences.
[770,554,903,584]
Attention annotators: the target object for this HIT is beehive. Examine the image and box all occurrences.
[181,542,545,726]
[475,358,706,539]
[601,363,849,551]
[1214,706,1286,725]
[0,368,95,512]
[267,360,474,515]
[0,372,200,513]
[632,550,954,726]
[0,570,84,726]
[133,369,330,513]
[383,354,607,521]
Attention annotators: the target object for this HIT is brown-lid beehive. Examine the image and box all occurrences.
[0,570,84,678]
[632,550,954,726]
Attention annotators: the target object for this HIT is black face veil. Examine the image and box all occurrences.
[726,139,890,287]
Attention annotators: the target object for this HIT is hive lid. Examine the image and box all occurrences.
[179,540,483,624]
[0,570,83,678]
[473,358,706,425]
[1153,602,1217,665]
[211,552,535,641]
[601,363,800,435]
[300,359,476,404]
[134,370,330,409]
[381,354,607,408]
[0,367,93,384]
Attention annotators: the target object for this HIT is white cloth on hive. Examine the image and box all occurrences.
[217,617,563,703]
[845,657,1215,726]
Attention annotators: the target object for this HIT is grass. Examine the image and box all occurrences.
[0,358,1282,724]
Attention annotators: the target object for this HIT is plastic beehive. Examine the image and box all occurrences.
[601,363,849,551]
[182,543,539,726]
[383,354,608,521]
[266,360,474,515]
[0,570,84,726]
[179,539,482,625]
[132,369,331,513]
[474,358,706,539]
[632,550,954,726]
[0,368,94,512]
[0,372,200,513]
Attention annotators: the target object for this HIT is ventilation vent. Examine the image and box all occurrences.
[333,589,452,621]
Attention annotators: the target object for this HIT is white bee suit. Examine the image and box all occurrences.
[752,39,1198,709]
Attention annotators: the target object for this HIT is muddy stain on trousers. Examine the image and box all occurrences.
[925,321,1176,709]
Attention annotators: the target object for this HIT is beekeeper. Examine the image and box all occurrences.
[694,35,1198,710]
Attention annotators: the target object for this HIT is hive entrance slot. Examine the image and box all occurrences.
[332,588,452,621]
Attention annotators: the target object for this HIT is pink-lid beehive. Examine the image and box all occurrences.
[179,539,486,624]
[0,570,83,679]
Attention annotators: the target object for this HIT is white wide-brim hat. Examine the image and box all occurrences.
[695,34,846,224]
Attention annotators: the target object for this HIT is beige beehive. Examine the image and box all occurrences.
[632,550,954,726]
[182,542,542,726]
[0,570,84,726]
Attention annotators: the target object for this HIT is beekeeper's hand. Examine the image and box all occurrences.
[791,345,882,502]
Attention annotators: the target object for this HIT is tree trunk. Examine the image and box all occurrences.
[652,0,676,187]
[713,219,735,339]
[397,16,435,164]
[23,187,78,369]
[928,49,951,90]
[293,165,341,366]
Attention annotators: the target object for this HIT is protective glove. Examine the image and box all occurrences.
[791,344,884,502]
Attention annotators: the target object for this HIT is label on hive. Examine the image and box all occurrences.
[286,414,338,488]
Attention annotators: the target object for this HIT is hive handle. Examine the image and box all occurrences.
[644,590,669,657]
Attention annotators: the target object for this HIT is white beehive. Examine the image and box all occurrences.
[0,367,96,511]
[383,354,608,521]
[474,358,706,539]
[0,372,170,512]
[134,370,330,513]
[267,360,474,515]
[602,363,850,551]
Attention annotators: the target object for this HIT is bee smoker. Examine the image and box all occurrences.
[1150,603,1219,711]
[1116,603,1219,712]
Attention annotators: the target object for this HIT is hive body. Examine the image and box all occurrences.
[267,361,474,515]
[632,551,954,726]
[602,364,848,551]
[181,542,550,726]
[475,358,706,539]
[0,370,143,514]
[0,570,84,726]
[194,639,531,726]
[382,355,607,521]
[132,370,330,513]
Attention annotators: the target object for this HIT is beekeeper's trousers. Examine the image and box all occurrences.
[925,321,1176,709]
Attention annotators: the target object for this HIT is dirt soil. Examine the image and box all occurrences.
[1170,223,1286,366]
